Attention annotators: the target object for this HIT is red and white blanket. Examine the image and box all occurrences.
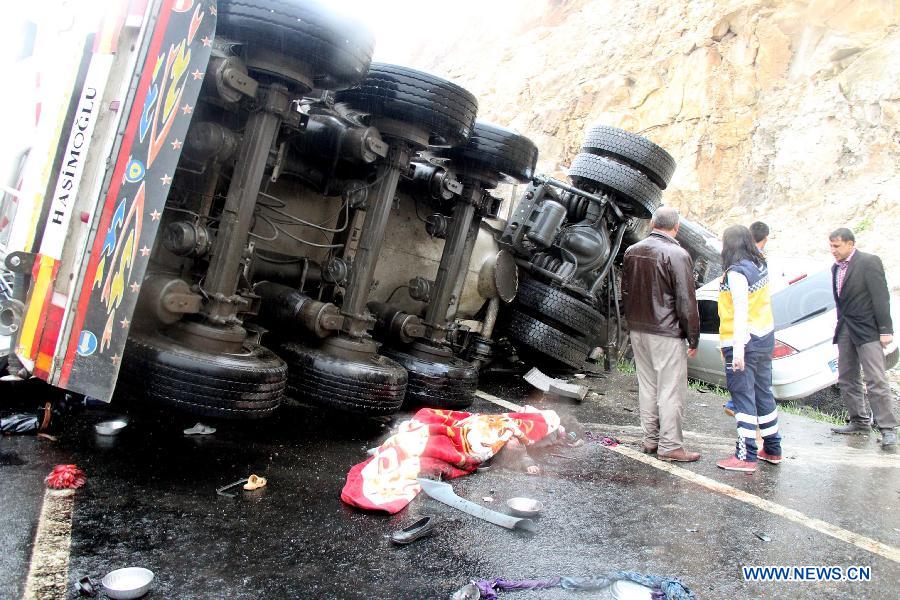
[341,407,561,513]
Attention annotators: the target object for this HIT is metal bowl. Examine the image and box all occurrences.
[101,567,154,599]
[94,419,128,436]
[506,497,543,518]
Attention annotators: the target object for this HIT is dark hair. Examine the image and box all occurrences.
[749,221,769,243]
[721,225,766,269]
[829,227,855,243]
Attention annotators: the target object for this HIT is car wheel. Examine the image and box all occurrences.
[119,330,286,419]
[507,311,591,369]
[580,125,676,189]
[514,277,602,340]
[568,153,662,219]
[217,0,375,90]
[334,63,478,147]
[277,342,407,415]
[381,348,477,409]
[439,121,538,183]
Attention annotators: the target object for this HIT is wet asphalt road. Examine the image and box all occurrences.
[2,372,899,599]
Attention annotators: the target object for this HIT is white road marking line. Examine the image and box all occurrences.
[475,390,523,412]
[475,389,900,564]
[606,443,900,564]
[22,489,75,600]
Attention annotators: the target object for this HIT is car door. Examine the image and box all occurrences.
[687,295,727,386]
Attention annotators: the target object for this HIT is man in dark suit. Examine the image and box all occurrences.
[828,228,896,449]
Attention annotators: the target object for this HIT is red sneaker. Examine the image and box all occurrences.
[757,449,782,464]
[716,455,757,472]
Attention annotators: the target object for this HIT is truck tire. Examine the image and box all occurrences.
[568,153,662,219]
[278,342,406,415]
[382,349,477,409]
[676,217,723,285]
[120,330,286,419]
[580,126,676,189]
[334,63,478,147]
[440,121,538,183]
[507,311,591,369]
[217,0,375,90]
[514,277,602,339]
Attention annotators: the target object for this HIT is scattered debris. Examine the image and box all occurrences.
[483,497,494,502]
[0,413,39,435]
[685,528,698,533]
[183,422,216,436]
[622,406,635,412]
[94,419,127,436]
[524,367,588,401]
[45,464,86,489]
[76,576,98,597]
[417,478,536,531]
[217,478,250,498]
[455,572,696,599]
[243,474,267,491]
[573,373,586,379]
[390,516,436,545]
[101,567,154,599]
[754,532,772,542]
[37,432,58,442]
[506,497,543,518]
[584,431,620,447]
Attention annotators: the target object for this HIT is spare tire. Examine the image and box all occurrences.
[568,153,662,219]
[440,121,538,183]
[217,0,375,90]
[335,63,477,147]
[580,126,676,189]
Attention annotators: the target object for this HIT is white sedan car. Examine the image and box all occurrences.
[688,258,899,400]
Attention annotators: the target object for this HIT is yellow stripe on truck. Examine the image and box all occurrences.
[17,254,57,359]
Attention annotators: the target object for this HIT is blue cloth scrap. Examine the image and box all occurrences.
[472,571,695,600]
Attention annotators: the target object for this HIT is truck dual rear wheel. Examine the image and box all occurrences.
[507,311,591,369]
[580,125,676,189]
[277,343,407,415]
[217,0,375,90]
[381,348,477,410]
[335,63,478,147]
[119,330,287,419]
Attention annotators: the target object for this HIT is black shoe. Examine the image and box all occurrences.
[390,516,436,545]
[881,430,897,449]
[830,422,871,435]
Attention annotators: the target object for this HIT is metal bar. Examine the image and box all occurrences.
[204,85,289,322]
[424,200,476,340]
[340,158,403,326]
[533,175,624,221]
[445,214,481,323]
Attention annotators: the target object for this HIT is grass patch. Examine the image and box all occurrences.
[688,378,730,398]
[779,402,848,425]
[855,214,874,233]
[615,359,635,374]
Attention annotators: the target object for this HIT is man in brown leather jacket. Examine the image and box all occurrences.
[622,207,701,462]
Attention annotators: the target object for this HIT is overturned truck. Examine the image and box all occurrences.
[0,0,676,420]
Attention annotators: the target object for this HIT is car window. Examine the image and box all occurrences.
[771,270,834,330]
[698,300,720,334]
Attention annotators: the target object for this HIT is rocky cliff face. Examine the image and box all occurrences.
[398,0,899,291]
